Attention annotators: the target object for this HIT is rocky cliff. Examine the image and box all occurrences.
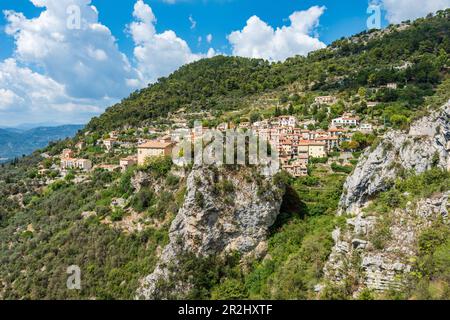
[324,192,448,294]
[340,102,450,214]
[136,164,285,299]
[323,102,450,296]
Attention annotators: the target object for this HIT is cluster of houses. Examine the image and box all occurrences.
[237,114,362,177]
[57,104,372,178]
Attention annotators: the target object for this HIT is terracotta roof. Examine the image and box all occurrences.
[328,128,346,132]
[316,136,339,140]
[138,140,174,149]
[296,140,326,146]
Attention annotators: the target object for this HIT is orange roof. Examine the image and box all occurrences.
[328,128,346,132]
[296,140,326,146]
[138,140,174,149]
[316,136,339,141]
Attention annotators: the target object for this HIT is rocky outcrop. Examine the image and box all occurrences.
[324,192,448,293]
[136,165,285,299]
[340,102,450,214]
[322,102,450,296]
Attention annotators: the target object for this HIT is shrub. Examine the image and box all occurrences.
[144,156,173,177]
[379,188,405,209]
[215,179,235,194]
[310,157,328,164]
[371,216,392,250]
[195,191,205,208]
[131,188,155,212]
[331,162,353,174]
[111,209,125,222]
[211,279,248,300]
[165,174,180,187]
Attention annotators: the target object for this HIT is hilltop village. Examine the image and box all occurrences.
[38,93,381,182]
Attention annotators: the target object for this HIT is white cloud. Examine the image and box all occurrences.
[0,88,23,111]
[206,48,216,58]
[0,58,107,125]
[189,15,197,29]
[228,6,326,61]
[128,0,215,84]
[4,0,139,100]
[206,34,213,44]
[1,0,218,125]
[378,0,450,24]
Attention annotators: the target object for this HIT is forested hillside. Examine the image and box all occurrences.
[87,9,449,132]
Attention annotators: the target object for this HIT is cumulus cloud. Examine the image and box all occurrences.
[0,88,23,111]
[0,58,107,125]
[4,0,139,99]
[228,6,326,61]
[206,34,213,44]
[1,0,216,125]
[377,0,450,24]
[128,0,215,84]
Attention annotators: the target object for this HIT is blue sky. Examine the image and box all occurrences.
[0,0,448,126]
[0,0,384,61]
[91,0,378,55]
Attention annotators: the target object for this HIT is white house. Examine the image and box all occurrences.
[61,158,92,171]
[278,116,298,128]
[120,156,138,171]
[386,83,398,90]
[366,101,380,108]
[332,116,360,128]
[359,123,373,132]
[103,138,118,151]
[315,96,337,105]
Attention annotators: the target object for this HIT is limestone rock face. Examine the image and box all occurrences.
[340,102,450,214]
[322,102,450,296]
[324,192,448,293]
[136,165,285,299]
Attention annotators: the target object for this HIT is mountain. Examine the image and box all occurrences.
[0,125,84,162]
[1,122,71,131]
[0,10,448,300]
[87,9,449,133]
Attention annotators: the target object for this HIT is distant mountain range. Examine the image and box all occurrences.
[0,125,84,163]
